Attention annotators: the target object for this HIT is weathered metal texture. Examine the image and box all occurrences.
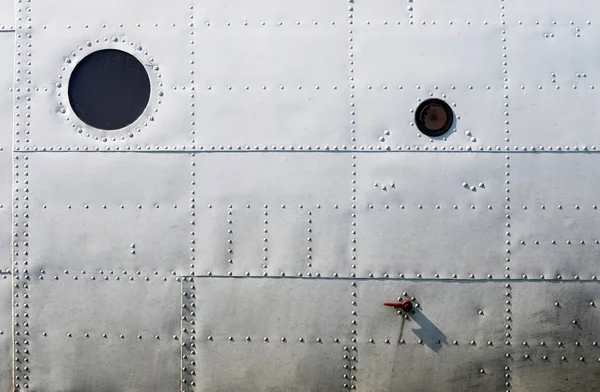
[14,0,193,151]
[510,154,600,280]
[0,274,12,392]
[193,153,351,277]
[192,1,349,148]
[25,277,182,392]
[6,0,600,391]
[354,281,507,392]
[355,153,506,279]
[0,32,12,263]
[505,3,600,149]
[185,277,352,392]
[0,0,13,31]
[25,152,192,276]
[353,18,505,149]
[509,282,600,391]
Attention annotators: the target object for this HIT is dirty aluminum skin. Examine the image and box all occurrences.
[1,0,600,391]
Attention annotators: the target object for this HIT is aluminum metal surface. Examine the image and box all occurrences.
[25,152,191,276]
[4,0,600,391]
[355,281,507,392]
[0,0,13,31]
[355,152,505,279]
[26,277,182,391]
[184,278,351,391]
[192,152,351,277]
[510,282,600,392]
[0,275,12,392]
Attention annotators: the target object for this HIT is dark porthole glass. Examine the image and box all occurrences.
[68,49,151,130]
[414,98,454,137]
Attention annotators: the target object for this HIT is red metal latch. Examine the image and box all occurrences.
[384,299,413,312]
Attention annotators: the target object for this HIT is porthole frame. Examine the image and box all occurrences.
[414,98,454,137]
[57,38,162,142]
[68,48,152,131]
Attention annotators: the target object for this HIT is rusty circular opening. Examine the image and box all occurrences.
[415,98,454,137]
[68,49,151,130]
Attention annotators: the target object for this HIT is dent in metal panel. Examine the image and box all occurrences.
[354,281,506,391]
[193,24,348,147]
[26,153,191,275]
[510,282,600,391]
[0,274,12,392]
[190,278,351,392]
[193,153,351,276]
[511,154,600,280]
[355,153,505,279]
[27,277,182,392]
[18,5,193,150]
[0,0,13,30]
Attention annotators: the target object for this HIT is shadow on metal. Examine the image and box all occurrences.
[411,310,448,352]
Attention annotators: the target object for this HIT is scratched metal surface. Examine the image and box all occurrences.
[5,0,600,391]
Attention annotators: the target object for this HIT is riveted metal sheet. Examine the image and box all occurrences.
[15,1,194,151]
[0,31,13,146]
[503,1,600,25]
[0,0,13,30]
[194,0,346,23]
[27,276,182,391]
[193,23,349,147]
[0,32,12,262]
[356,0,499,23]
[355,153,505,279]
[510,154,600,280]
[510,89,600,148]
[25,153,191,275]
[353,85,506,149]
[188,278,351,392]
[354,281,506,391]
[0,273,12,392]
[509,282,600,391]
[353,17,505,149]
[193,153,352,277]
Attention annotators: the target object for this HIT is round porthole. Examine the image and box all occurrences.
[414,98,454,137]
[68,49,151,130]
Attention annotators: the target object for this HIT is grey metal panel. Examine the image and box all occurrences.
[510,154,600,280]
[0,32,12,263]
[511,282,600,344]
[356,0,499,23]
[506,8,600,149]
[186,278,351,392]
[193,153,351,277]
[510,282,600,391]
[504,1,600,25]
[27,277,182,391]
[0,273,12,392]
[0,31,12,146]
[353,22,505,149]
[354,281,507,391]
[194,0,346,22]
[193,23,349,147]
[355,153,505,279]
[25,153,191,275]
[15,1,194,151]
[0,0,13,30]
